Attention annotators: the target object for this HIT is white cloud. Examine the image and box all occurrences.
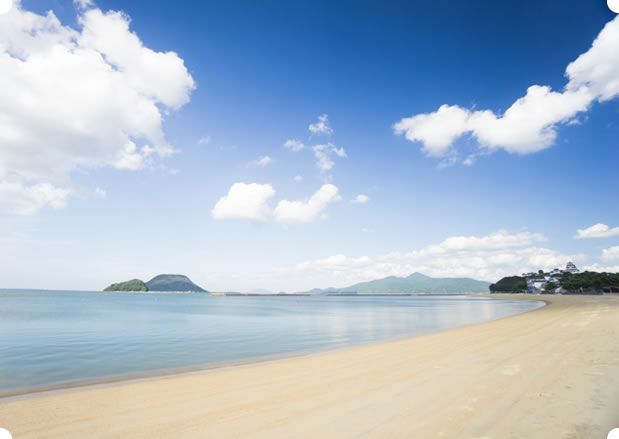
[249,155,272,167]
[426,231,546,252]
[273,184,340,224]
[79,9,194,109]
[462,155,476,166]
[582,263,619,273]
[285,115,345,174]
[575,223,619,239]
[0,3,195,215]
[94,187,106,199]
[275,231,580,289]
[211,182,275,222]
[393,104,470,157]
[601,246,619,262]
[468,86,591,154]
[283,139,304,152]
[566,18,619,102]
[312,143,346,172]
[394,16,619,161]
[74,0,94,10]
[294,175,303,182]
[0,181,69,216]
[198,136,211,145]
[308,114,333,136]
[212,183,340,225]
[351,194,369,204]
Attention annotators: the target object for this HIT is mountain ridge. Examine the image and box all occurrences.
[304,272,490,295]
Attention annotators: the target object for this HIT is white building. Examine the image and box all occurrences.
[526,278,547,294]
[565,262,580,274]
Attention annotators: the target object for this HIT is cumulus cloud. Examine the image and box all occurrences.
[565,18,619,102]
[73,0,94,10]
[575,223,619,239]
[0,2,195,215]
[283,139,304,152]
[601,246,619,262]
[0,181,69,216]
[582,263,619,273]
[394,17,619,161]
[212,183,340,225]
[467,86,591,154]
[393,105,470,157]
[249,155,272,167]
[211,183,275,222]
[308,114,333,136]
[351,194,369,204]
[274,184,340,224]
[275,231,580,289]
[312,143,347,172]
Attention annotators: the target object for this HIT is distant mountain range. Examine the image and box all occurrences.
[305,272,490,295]
[104,274,206,292]
[103,272,488,295]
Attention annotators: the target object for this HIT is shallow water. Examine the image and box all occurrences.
[0,290,541,395]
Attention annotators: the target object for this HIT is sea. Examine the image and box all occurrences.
[0,290,542,396]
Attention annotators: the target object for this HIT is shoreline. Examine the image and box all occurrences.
[2,295,618,438]
[0,294,543,402]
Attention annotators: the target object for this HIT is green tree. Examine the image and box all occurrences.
[104,279,148,292]
[489,276,526,293]
[544,281,557,293]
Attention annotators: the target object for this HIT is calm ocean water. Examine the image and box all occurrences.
[0,290,542,395]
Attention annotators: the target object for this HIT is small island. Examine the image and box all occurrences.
[104,274,206,292]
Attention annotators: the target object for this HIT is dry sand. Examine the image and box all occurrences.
[1,295,618,438]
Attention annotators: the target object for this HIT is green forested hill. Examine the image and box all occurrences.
[104,279,148,292]
[309,272,490,295]
[489,276,527,293]
[145,274,206,292]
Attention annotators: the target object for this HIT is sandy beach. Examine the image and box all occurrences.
[1,295,618,438]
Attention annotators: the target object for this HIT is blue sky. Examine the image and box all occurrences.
[0,0,618,291]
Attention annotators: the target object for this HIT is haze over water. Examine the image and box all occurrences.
[0,290,542,395]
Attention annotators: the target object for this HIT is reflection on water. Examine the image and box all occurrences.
[0,290,542,395]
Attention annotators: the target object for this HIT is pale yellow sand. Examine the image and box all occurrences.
[1,295,619,439]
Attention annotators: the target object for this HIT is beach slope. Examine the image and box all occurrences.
[1,295,618,438]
